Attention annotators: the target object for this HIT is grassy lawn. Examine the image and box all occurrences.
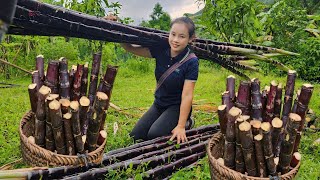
[0,61,319,179]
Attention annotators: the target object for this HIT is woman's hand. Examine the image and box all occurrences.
[170,125,187,144]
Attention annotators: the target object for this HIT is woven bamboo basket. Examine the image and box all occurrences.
[206,132,300,180]
[19,111,107,167]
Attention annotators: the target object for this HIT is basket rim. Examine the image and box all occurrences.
[206,131,301,180]
[19,111,107,158]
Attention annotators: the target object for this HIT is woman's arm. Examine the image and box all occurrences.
[103,15,153,58]
[120,43,153,58]
[170,80,196,144]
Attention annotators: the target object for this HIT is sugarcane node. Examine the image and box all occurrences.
[80,96,90,107]
[70,101,80,111]
[272,117,283,128]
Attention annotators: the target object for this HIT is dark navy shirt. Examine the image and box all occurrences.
[149,44,199,108]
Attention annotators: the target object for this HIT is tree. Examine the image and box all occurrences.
[140,3,171,31]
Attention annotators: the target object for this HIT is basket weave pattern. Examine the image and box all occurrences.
[206,132,300,180]
[19,111,106,167]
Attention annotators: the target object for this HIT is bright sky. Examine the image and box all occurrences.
[107,0,205,25]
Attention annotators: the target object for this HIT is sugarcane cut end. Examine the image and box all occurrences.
[39,85,51,95]
[302,83,314,88]
[240,115,250,122]
[288,70,297,74]
[70,101,80,111]
[49,100,61,110]
[271,117,283,128]
[227,75,235,79]
[32,70,39,75]
[261,122,271,132]
[49,94,59,100]
[96,92,109,101]
[254,134,263,141]
[289,113,302,122]
[250,119,262,128]
[63,113,72,119]
[59,57,66,61]
[218,105,227,110]
[36,54,44,58]
[59,98,71,107]
[271,80,278,86]
[228,107,241,117]
[239,121,251,131]
[79,96,90,107]
[28,83,37,89]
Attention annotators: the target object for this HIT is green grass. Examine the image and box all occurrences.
[0,61,319,179]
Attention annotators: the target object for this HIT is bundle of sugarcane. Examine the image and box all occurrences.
[7,0,300,79]
[4,124,219,179]
[216,72,314,177]
[26,53,118,157]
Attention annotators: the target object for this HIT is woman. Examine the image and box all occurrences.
[105,16,199,144]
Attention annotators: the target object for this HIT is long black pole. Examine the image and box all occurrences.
[0,0,18,41]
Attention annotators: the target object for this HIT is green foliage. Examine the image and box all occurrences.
[140,3,171,31]
[200,0,265,43]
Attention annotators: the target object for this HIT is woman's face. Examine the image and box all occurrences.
[168,22,192,55]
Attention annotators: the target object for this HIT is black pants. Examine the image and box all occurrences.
[130,103,191,141]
